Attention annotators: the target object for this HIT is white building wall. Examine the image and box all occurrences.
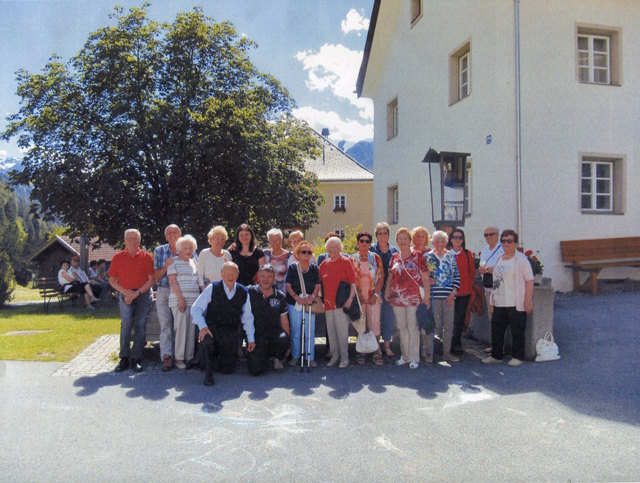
[363,0,640,291]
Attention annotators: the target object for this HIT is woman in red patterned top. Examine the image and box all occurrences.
[385,228,430,369]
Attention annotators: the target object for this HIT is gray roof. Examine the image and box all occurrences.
[305,130,373,182]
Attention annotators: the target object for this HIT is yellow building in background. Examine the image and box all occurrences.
[304,130,374,244]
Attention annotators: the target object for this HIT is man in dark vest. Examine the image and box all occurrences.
[191,261,255,386]
[247,264,291,375]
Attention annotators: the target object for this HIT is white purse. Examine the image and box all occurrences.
[356,330,379,354]
[535,331,561,362]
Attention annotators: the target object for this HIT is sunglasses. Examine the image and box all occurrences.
[300,250,313,255]
[358,239,371,244]
[501,239,515,244]
[484,232,497,237]
[451,235,464,240]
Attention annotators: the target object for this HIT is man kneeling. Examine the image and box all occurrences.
[247,264,291,375]
[191,262,255,386]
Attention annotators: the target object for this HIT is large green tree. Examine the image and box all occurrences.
[3,5,322,247]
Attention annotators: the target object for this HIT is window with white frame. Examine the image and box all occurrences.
[333,228,345,240]
[578,34,610,84]
[449,41,471,105]
[580,155,624,214]
[576,25,621,86]
[387,185,399,224]
[459,52,470,99]
[333,194,346,211]
[387,98,398,140]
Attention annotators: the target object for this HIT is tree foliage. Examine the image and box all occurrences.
[3,5,322,247]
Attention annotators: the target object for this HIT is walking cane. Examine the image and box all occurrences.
[300,302,306,373]
[306,304,312,373]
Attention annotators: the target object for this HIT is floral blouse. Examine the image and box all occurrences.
[387,250,428,307]
[349,252,384,300]
[424,250,460,299]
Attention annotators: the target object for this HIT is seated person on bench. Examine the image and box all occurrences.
[58,259,99,310]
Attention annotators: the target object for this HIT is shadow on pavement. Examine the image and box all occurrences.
[73,290,640,426]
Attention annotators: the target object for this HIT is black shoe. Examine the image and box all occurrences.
[115,358,129,372]
[452,346,465,356]
[203,375,215,386]
[131,358,144,373]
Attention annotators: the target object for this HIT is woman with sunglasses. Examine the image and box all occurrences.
[447,229,476,355]
[350,231,385,365]
[285,241,321,367]
[482,229,534,367]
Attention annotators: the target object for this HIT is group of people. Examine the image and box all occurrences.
[106,221,534,385]
[57,256,108,309]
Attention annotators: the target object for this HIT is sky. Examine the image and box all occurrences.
[0,0,374,162]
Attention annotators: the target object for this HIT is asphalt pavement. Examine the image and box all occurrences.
[1,286,639,481]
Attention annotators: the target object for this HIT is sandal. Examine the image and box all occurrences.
[384,346,395,358]
[162,355,172,372]
[373,353,384,366]
[356,354,366,365]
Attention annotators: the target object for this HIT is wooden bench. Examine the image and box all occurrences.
[560,237,640,295]
[37,277,78,311]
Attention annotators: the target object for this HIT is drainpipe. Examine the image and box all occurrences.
[514,0,523,241]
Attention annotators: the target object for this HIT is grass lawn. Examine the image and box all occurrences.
[9,284,43,303]
[0,303,121,362]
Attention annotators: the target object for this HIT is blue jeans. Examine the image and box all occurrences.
[287,304,315,360]
[118,291,153,359]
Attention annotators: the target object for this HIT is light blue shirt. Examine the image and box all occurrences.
[190,282,255,342]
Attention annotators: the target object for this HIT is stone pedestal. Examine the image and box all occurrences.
[467,277,554,361]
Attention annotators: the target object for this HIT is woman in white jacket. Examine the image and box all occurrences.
[482,229,534,367]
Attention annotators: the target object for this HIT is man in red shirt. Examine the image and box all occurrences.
[108,228,155,373]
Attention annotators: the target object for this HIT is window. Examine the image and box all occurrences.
[578,34,609,84]
[459,52,470,99]
[333,228,345,240]
[449,41,471,105]
[387,185,399,224]
[333,194,346,212]
[464,159,472,216]
[387,98,398,140]
[580,154,625,214]
[576,24,621,86]
[410,0,422,26]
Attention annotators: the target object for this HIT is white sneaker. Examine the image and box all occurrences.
[508,358,523,367]
[395,358,408,366]
[481,356,503,364]
[326,357,339,367]
[288,357,299,367]
[409,361,419,369]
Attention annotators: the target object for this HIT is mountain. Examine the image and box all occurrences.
[346,141,374,171]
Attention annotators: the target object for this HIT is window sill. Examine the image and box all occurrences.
[580,210,623,215]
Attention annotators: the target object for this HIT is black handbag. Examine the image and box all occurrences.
[482,272,493,288]
[417,302,435,332]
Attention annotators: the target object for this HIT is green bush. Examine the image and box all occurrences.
[313,224,364,259]
[0,252,15,307]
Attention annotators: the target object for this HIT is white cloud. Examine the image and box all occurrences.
[292,106,372,143]
[341,9,369,36]
[0,150,6,162]
[295,43,373,122]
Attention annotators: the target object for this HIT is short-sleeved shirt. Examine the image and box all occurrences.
[231,247,265,286]
[387,250,427,307]
[167,258,201,307]
[196,248,232,286]
[108,249,154,290]
[318,255,356,310]
[285,263,320,306]
[248,284,288,339]
[263,248,291,293]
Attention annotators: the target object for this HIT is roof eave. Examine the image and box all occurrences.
[356,0,381,98]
